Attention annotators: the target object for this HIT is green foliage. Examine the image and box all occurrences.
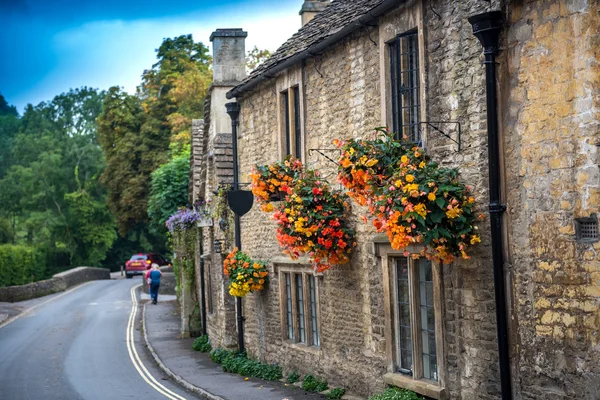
[192,335,212,352]
[209,348,233,364]
[97,87,149,236]
[286,371,300,384]
[302,374,328,392]
[0,88,117,275]
[368,387,424,400]
[326,387,346,400]
[64,189,117,266]
[147,150,191,235]
[212,185,234,250]
[246,46,272,72]
[209,349,283,381]
[0,244,46,287]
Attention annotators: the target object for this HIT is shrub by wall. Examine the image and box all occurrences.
[0,244,46,287]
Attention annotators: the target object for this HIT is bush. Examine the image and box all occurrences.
[326,387,346,400]
[192,335,212,352]
[286,370,300,384]
[0,244,46,287]
[209,348,282,381]
[302,374,328,392]
[209,348,233,364]
[369,387,424,400]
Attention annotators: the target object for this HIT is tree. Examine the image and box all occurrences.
[0,93,20,179]
[97,87,147,236]
[0,88,115,270]
[99,35,212,239]
[147,149,191,234]
[246,46,272,72]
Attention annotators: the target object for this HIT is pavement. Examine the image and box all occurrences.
[142,299,333,400]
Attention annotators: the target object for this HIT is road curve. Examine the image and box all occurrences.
[0,278,195,400]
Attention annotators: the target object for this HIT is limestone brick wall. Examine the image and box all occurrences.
[423,1,505,399]
[235,0,503,393]
[502,1,600,398]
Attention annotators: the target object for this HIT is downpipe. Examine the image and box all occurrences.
[226,101,245,354]
[468,11,513,400]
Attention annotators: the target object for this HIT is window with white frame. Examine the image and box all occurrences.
[280,86,303,160]
[280,270,320,346]
[389,30,421,144]
[393,256,438,381]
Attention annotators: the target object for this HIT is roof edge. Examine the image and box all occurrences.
[226,0,404,99]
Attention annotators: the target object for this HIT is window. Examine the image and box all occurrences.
[393,257,438,381]
[280,86,303,160]
[280,270,320,346]
[389,31,420,143]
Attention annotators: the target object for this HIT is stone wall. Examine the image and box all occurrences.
[502,1,600,398]
[233,1,503,397]
[0,267,110,302]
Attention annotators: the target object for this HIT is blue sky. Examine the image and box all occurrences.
[0,0,302,112]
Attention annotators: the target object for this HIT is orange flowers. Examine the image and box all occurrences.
[336,127,481,264]
[224,248,269,297]
[250,156,303,209]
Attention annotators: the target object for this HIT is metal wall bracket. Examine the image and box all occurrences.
[419,121,462,151]
[307,148,341,165]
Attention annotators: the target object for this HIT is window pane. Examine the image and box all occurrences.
[389,32,420,143]
[418,259,437,381]
[296,274,305,343]
[283,91,291,155]
[309,275,320,346]
[293,86,302,160]
[396,258,412,374]
[285,273,293,340]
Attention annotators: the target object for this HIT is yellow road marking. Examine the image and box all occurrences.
[127,284,187,400]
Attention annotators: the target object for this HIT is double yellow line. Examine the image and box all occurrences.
[127,284,187,400]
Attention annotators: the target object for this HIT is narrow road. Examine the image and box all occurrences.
[0,278,196,400]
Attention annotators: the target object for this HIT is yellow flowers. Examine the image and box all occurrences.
[405,174,415,183]
[470,235,481,245]
[401,155,409,164]
[224,248,269,297]
[414,203,427,218]
[446,207,462,219]
[419,161,426,169]
[366,159,379,167]
[427,192,436,201]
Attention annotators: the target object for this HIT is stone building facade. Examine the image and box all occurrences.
[189,0,600,399]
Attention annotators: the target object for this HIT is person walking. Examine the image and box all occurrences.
[148,264,162,304]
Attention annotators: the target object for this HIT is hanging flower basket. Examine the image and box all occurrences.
[336,128,482,264]
[223,248,269,297]
[250,156,303,212]
[272,170,356,273]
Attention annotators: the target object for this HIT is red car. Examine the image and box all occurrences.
[125,253,171,279]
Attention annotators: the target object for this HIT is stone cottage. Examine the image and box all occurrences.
[190,0,600,399]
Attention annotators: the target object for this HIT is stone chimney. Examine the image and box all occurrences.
[208,28,247,141]
[210,28,248,84]
[299,0,329,27]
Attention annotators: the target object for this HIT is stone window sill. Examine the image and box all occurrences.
[283,340,322,356]
[383,373,446,400]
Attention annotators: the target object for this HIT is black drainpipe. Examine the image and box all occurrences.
[225,101,245,354]
[468,11,512,400]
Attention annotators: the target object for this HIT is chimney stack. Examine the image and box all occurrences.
[299,0,329,27]
[208,28,247,140]
[210,28,248,83]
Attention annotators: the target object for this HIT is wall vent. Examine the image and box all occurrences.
[575,216,599,243]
